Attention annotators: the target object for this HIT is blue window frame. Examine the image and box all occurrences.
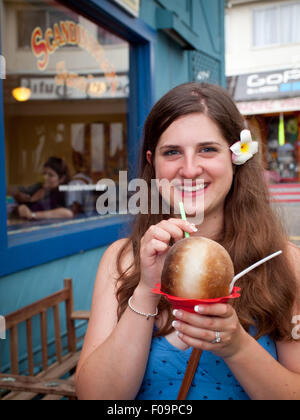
[0,0,156,277]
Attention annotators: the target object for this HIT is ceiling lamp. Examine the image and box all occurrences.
[12,87,31,102]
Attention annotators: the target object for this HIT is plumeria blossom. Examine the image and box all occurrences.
[230,129,259,165]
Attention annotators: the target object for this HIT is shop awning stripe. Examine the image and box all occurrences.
[269,190,300,195]
[271,198,300,203]
[270,195,300,202]
[269,183,300,189]
[269,184,300,202]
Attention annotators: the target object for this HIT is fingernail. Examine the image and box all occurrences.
[194,305,205,313]
[186,222,198,232]
[191,224,198,232]
[176,331,183,338]
[172,320,179,329]
[173,309,182,318]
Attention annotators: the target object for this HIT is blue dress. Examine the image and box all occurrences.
[136,327,277,400]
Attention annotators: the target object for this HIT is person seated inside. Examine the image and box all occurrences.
[66,150,95,217]
[14,156,73,221]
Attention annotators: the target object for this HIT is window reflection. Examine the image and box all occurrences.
[3,0,129,234]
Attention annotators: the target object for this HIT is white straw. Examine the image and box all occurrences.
[229,250,283,294]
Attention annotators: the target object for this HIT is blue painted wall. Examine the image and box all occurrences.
[0,0,225,373]
[141,0,226,98]
[0,247,104,372]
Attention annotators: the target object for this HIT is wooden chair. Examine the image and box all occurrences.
[0,278,90,400]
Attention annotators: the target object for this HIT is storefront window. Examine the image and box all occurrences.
[265,115,300,183]
[2,0,129,235]
[247,113,300,184]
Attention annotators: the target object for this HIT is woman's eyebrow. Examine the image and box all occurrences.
[159,141,222,150]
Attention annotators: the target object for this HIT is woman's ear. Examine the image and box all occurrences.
[146,151,152,166]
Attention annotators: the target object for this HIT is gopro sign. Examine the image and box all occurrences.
[234,68,300,101]
[247,69,300,88]
[0,55,6,79]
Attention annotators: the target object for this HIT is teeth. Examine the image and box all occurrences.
[177,184,207,192]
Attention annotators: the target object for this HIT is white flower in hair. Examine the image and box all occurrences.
[230,129,259,165]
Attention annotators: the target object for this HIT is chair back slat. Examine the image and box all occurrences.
[64,279,76,353]
[5,289,70,330]
[26,318,34,376]
[40,311,48,371]
[10,326,19,375]
[2,279,77,377]
[53,304,63,363]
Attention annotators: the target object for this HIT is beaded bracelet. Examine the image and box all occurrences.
[128,296,159,320]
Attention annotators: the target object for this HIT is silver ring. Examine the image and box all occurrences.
[211,331,221,344]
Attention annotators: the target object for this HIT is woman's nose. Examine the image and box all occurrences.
[179,155,204,179]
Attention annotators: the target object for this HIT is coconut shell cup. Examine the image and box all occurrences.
[161,237,235,300]
[153,236,240,312]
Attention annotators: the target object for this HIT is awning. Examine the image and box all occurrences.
[269,183,300,203]
[237,97,300,116]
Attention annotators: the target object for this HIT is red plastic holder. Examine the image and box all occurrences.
[152,284,241,313]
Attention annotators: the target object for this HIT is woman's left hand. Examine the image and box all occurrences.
[172,303,249,360]
[18,204,34,220]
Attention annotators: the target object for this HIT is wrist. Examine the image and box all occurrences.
[223,328,253,364]
[128,296,159,320]
[133,283,160,308]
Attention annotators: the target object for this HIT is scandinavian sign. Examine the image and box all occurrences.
[20,73,129,100]
[234,69,300,101]
[30,21,122,97]
[112,0,140,17]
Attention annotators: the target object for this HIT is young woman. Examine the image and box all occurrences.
[75,83,300,400]
[15,156,73,220]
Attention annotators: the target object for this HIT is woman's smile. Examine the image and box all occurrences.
[148,113,234,219]
[175,181,210,195]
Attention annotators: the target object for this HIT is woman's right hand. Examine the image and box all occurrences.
[139,218,197,291]
[13,191,31,203]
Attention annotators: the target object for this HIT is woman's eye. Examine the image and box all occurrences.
[163,150,180,156]
[200,147,218,153]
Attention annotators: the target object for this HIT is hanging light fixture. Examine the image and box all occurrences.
[12,86,31,102]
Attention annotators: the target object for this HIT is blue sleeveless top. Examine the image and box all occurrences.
[136,327,277,400]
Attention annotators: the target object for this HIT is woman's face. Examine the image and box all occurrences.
[43,167,61,190]
[147,113,234,222]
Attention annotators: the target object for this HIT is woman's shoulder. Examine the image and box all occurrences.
[286,241,300,265]
[105,237,133,259]
[98,238,134,275]
[286,241,300,283]
[93,238,134,305]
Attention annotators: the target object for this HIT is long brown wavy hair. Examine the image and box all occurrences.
[116,83,298,341]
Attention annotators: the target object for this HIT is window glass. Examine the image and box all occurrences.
[2,0,129,235]
[253,2,300,47]
[280,3,300,45]
[253,6,279,47]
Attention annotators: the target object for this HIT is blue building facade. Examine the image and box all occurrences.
[0,0,225,372]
